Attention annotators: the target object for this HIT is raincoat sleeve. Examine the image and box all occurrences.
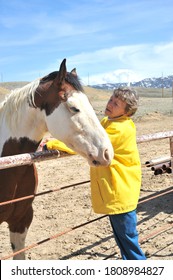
[45,139,76,155]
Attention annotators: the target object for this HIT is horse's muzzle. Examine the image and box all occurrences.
[90,148,113,167]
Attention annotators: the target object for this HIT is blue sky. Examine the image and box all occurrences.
[0,0,173,85]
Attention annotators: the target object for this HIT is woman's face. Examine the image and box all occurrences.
[105,95,127,119]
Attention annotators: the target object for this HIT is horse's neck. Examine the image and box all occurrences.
[0,82,48,153]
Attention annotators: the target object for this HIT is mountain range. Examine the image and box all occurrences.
[92,75,173,90]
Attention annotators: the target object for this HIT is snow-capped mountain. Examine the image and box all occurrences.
[92,75,173,90]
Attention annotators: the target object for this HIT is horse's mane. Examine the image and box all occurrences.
[0,79,40,130]
[1,79,39,108]
[0,71,83,131]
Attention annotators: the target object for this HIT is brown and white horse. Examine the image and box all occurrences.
[0,59,113,259]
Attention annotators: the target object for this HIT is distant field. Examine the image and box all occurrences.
[0,81,29,90]
[0,81,173,98]
[0,82,172,97]
[0,86,9,95]
[0,82,172,120]
[84,86,173,120]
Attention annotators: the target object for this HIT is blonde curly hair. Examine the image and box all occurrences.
[113,87,139,116]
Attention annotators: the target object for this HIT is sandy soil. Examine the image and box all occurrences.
[0,98,173,260]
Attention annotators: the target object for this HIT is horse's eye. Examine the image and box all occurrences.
[70,107,80,113]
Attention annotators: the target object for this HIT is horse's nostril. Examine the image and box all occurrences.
[92,160,100,166]
[104,149,110,161]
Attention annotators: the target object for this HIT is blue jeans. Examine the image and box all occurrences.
[109,210,146,260]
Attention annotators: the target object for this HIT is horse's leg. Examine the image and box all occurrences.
[10,230,27,260]
[7,164,38,260]
[9,206,33,260]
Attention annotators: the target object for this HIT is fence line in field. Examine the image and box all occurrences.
[0,130,173,260]
[1,186,172,260]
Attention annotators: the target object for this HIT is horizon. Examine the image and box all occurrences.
[0,0,173,85]
[1,73,173,89]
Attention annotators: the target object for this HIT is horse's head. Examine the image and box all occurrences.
[34,59,82,115]
[34,59,114,166]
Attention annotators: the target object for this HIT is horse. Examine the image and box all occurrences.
[0,59,113,259]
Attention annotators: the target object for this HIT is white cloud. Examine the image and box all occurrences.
[5,40,173,84]
[22,40,173,85]
[81,69,143,85]
[76,41,173,85]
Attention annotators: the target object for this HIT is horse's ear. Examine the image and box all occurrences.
[71,68,77,77]
[55,59,67,85]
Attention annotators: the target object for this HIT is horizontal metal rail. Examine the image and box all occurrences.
[0,131,173,170]
[0,149,69,170]
[137,130,173,143]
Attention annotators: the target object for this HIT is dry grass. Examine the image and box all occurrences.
[0,86,10,95]
[0,81,28,91]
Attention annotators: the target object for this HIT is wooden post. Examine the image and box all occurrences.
[161,72,164,98]
[170,137,173,176]
[172,82,173,106]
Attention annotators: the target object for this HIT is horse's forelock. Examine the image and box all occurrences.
[65,72,83,92]
[40,71,83,92]
[40,71,58,83]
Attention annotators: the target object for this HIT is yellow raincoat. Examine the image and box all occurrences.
[45,115,141,215]
[90,116,141,214]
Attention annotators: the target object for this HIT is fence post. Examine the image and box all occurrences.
[170,137,173,177]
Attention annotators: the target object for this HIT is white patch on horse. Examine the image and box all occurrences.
[46,91,113,166]
[10,228,28,260]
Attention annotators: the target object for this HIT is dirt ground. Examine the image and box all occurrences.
[0,96,173,260]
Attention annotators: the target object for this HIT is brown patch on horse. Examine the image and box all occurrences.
[0,164,38,233]
[0,138,38,232]
[33,59,83,115]
[1,137,40,157]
